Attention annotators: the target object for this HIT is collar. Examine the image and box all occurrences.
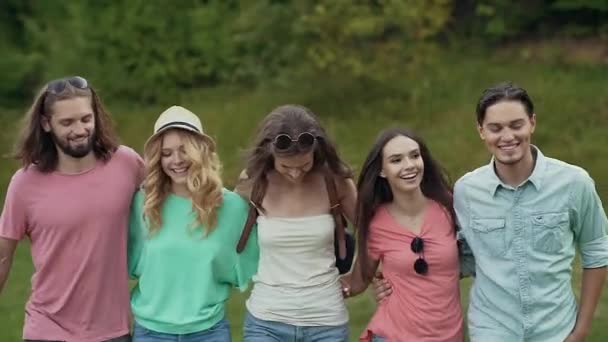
[487,145,545,196]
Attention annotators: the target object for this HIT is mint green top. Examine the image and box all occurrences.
[128,189,258,334]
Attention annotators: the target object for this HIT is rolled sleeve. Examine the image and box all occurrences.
[579,236,608,268]
[570,173,608,268]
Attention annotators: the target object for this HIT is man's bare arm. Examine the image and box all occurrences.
[0,237,18,295]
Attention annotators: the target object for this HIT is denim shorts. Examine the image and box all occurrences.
[243,311,348,342]
[133,319,230,342]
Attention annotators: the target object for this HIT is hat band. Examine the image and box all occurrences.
[157,121,201,133]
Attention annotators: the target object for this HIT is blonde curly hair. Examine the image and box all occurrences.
[142,128,223,236]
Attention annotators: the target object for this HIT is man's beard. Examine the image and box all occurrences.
[51,132,95,158]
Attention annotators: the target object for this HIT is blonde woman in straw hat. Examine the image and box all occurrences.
[127,106,259,341]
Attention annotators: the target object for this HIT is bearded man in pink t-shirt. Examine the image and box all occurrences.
[0,76,143,342]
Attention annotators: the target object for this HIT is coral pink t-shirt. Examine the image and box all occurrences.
[0,146,143,342]
[361,201,463,342]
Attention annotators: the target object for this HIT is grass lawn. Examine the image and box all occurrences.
[1,50,607,341]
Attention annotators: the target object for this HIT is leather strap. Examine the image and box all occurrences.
[236,201,259,253]
[236,169,346,258]
[324,171,346,259]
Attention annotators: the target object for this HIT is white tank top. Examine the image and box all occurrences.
[246,214,348,326]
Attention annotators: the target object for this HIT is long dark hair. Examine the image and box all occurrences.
[241,104,352,210]
[356,127,455,282]
[12,77,119,172]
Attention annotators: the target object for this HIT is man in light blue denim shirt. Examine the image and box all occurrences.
[372,82,607,342]
[455,82,608,342]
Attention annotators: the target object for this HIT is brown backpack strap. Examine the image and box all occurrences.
[237,172,346,257]
[237,201,258,253]
[325,171,346,259]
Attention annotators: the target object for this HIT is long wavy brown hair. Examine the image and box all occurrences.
[238,104,352,210]
[12,77,118,172]
[142,128,223,236]
[356,128,455,283]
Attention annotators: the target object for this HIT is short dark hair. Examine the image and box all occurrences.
[476,82,534,125]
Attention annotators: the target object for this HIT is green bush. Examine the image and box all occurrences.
[2,0,608,105]
[0,0,453,104]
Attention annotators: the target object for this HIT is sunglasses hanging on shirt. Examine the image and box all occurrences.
[411,236,428,275]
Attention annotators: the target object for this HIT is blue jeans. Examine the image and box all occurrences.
[244,311,348,342]
[371,335,386,342]
[133,319,230,342]
[25,335,130,342]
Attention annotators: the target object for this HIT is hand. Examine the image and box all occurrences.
[339,276,352,298]
[564,329,587,342]
[372,272,392,304]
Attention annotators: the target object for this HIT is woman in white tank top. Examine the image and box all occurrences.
[235,104,357,342]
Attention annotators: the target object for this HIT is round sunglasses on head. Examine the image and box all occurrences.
[46,76,88,94]
[411,236,428,275]
[272,132,316,151]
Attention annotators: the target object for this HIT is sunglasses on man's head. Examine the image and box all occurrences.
[411,236,428,275]
[272,132,316,151]
[46,76,89,94]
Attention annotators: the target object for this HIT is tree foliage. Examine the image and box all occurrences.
[1,0,606,105]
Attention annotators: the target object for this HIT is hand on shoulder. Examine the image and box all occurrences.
[234,169,252,200]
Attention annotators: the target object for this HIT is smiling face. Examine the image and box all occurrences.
[160,129,192,190]
[42,96,95,159]
[273,151,315,183]
[478,100,536,166]
[380,135,424,194]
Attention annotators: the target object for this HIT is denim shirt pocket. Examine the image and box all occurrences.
[531,211,569,253]
[471,218,507,257]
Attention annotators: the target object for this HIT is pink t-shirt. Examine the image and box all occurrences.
[361,201,463,342]
[0,146,143,342]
